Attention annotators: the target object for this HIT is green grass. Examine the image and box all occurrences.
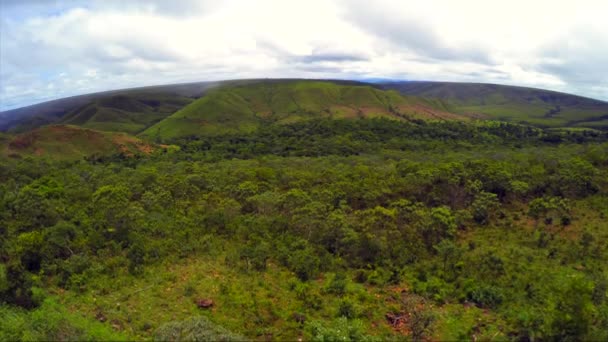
[386,82,608,128]
[141,81,462,140]
[58,94,193,134]
[0,299,126,341]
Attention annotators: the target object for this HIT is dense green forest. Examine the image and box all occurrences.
[1,116,608,341]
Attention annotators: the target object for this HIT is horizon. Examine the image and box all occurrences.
[2,77,608,113]
[1,0,607,110]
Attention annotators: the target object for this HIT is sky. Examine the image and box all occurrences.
[1,0,607,111]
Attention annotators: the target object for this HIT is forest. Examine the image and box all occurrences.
[1,117,607,340]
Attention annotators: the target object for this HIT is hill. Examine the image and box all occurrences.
[141,80,465,140]
[3,125,160,160]
[382,81,608,128]
[55,92,193,134]
[0,81,224,133]
[4,79,608,137]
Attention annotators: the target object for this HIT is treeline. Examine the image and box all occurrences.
[168,119,608,160]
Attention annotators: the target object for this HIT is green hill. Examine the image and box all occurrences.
[55,93,193,134]
[3,125,160,160]
[4,80,607,137]
[0,81,225,133]
[382,81,608,128]
[141,80,465,140]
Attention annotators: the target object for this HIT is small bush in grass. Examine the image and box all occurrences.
[154,316,244,341]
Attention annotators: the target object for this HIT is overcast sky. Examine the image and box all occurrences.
[1,0,607,110]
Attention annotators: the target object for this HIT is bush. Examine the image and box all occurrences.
[305,317,372,341]
[154,316,244,341]
[466,284,504,309]
[325,272,348,295]
[288,248,320,281]
[337,299,357,318]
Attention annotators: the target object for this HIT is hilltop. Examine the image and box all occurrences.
[382,81,608,128]
[140,80,465,140]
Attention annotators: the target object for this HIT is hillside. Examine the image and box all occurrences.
[55,93,194,134]
[4,80,608,136]
[141,80,465,140]
[0,81,224,133]
[3,125,160,160]
[382,81,608,128]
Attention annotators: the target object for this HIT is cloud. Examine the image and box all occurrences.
[1,0,607,111]
[341,1,492,64]
[535,28,608,98]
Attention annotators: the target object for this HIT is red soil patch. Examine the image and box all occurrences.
[397,104,467,121]
[8,125,157,158]
[111,134,156,156]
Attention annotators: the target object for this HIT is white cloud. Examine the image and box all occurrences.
[1,0,607,110]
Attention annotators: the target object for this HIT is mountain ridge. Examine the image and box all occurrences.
[2,79,608,134]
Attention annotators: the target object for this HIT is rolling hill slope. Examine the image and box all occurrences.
[0,81,226,133]
[56,93,193,134]
[3,125,160,160]
[141,80,465,140]
[4,79,608,138]
[382,81,608,128]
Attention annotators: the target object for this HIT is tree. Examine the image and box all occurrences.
[528,196,571,226]
[471,191,499,225]
[91,185,139,244]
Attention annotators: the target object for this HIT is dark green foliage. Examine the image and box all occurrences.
[0,116,607,340]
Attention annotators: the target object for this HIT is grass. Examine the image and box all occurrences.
[3,125,158,160]
[0,299,126,341]
[54,247,391,340]
[141,80,465,140]
[386,82,608,128]
[58,94,193,135]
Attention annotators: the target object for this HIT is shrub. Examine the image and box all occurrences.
[466,284,504,309]
[305,317,372,341]
[154,316,244,341]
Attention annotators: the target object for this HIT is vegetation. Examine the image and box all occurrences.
[385,81,608,128]
[141,81,465,140]
[58,93,193,134]
[1,80,608,341]
[3,125,161,160]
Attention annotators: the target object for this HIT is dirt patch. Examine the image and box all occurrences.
[111,134,156,155]
[397,104,467,121]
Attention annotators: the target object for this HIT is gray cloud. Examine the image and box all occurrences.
[341,1,493,65]
[533,28,608,99]
[294,52,369,63]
